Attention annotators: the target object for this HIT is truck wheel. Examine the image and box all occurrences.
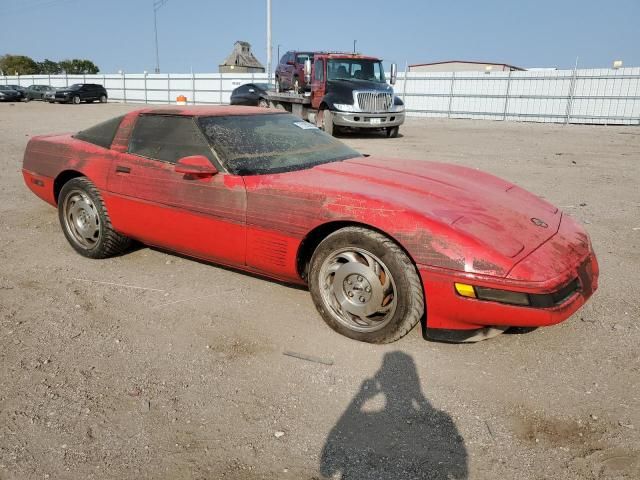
[386,126,399,138]
[317,109,334,136]
[308,226,424,343]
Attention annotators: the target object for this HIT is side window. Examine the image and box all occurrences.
[73,115,124,149]
[128,115,213,164]
[314,59,324,81]
[235,85,250,94]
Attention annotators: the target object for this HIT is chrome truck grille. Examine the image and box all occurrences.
[355,91,393,112]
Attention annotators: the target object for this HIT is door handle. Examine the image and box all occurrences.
[115,165,131,174]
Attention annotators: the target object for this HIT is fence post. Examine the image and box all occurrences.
[167,73,171,104]
[447,72,456,118]
[401,61,408,108]
[144,72,148,104]
[565,57,579,125]
[65,72,68,87]
[503,69,513,121]
[219,76,223,105]
[122,71,127,103]
[192,71,196,105]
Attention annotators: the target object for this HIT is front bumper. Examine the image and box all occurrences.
[332,111,405,129]
[419,251,599,331]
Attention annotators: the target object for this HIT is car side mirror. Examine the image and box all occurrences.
[304,59,312,84]
[175,155,218,176]
[390,63,397,85]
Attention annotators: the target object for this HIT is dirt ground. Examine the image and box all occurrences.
[1,102,639,480]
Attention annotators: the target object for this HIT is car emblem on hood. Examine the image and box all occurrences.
[530,217,548,228]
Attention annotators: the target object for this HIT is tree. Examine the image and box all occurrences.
[58,59,100,74]
[37,58,62,74]
[0,54,39,75]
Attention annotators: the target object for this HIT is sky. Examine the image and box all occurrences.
[1,0,639,74]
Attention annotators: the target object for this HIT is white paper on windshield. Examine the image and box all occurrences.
[294,121,319,130]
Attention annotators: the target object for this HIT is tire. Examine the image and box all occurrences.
[58,177,131,259]
[258,98,269,108]
[72,95,81,104]
[99,94,107,103]
[275,77,281,93]
[308,227,424,343]
[386,126,399,138]
[24,96,31,102]
[317,109,334,136]
[293,77,301,94]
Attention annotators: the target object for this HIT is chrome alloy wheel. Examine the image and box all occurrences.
[319,248,397,332]
[62,189,101,249]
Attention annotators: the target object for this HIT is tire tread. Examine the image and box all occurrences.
[59,177,131,259]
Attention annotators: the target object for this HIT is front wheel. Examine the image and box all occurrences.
[309,227,424,343]
[258,98,269,108]
[275,78,281,93]
[386,126,400,138]
[58,177,131,259]
[316,109,334,136]
[72,95,81,104]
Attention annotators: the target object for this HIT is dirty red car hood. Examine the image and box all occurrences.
[252,155,562,272]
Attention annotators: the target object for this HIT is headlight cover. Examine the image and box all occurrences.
[333,103,355,112]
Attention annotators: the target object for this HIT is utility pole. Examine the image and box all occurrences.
[153,0,169,73]
[353,40,357,53]
[266,0,272,81]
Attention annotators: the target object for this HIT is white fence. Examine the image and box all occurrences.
[3,67,639,125]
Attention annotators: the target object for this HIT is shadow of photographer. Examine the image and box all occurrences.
[320,351,468,479]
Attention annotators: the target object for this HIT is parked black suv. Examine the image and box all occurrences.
[53,83,108,104]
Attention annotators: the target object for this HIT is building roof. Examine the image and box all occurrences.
[220,41,264,69]
[409,60,525,70]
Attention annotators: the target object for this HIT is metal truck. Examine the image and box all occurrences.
[264,52,405,137]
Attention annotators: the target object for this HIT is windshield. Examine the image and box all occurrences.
[197,113,360,176]
[327,59,386,83]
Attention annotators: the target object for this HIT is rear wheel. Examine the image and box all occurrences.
[58,177,131,259]
[309,227,424,343]
[99,94,107,103]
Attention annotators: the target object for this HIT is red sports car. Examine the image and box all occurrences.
[22,106,598,343]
